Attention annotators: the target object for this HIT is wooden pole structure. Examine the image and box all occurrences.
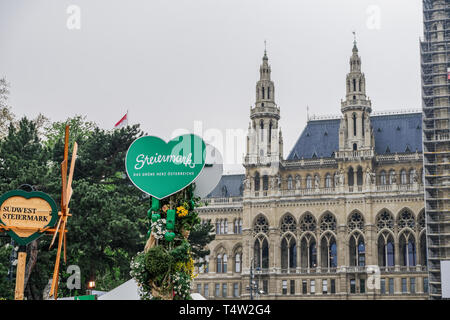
[48,125,78,300]
[14,246,27,300]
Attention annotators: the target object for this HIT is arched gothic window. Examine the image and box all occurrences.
[399,231,416,267]
[325,174,332,188]
[254,235,269,270]
[216,220,220,234]
[376,210,394,232]
[380,171,387,185]
[401,169,407,185]
[234,252,242,273]
[287,175,293,190]
[254,172,260,191]
[352,113,357,136]
[320,233,337,269]
[306,175,312,189]
[348,212,364,232]
[220,220,225,234]
[268,121,272,144]
[348,167,354,186]
[362,113,365,136]
[254,215,269,234]
[378,232,395,267]
[233,219,242,234]
[349,232,365,266]
[319,212,337,233]
[356,167,363,186]
[223,254,228,273]
[216,254,222,273]
[224,219,228,234]
[263,175,269,191]
[300,234,317,269]
[300,213,316,232]
[281,214,296,233]
[260,121,264,141]
[398,209,415,230]
[281,234,297,270]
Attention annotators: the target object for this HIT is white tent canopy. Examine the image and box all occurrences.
[98,279,205,300]
[98,279,141,300]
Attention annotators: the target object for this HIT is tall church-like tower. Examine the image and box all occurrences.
[338,38,375,155]
[245,47,283,167]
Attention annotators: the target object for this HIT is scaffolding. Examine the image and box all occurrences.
[421,0,450,299]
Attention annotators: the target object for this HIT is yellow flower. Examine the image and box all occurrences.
[176,206,188,217]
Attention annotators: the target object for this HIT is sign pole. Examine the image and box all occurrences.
[14,245,27,300]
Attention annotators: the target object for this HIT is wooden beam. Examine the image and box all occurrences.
[49,220,65,299]
[14,248,27,300]
[66,142,78,204]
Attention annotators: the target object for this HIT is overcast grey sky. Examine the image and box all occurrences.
[0,0,423,173]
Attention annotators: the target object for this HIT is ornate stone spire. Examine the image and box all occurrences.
[338,36,374,154]
[245,44,282,166]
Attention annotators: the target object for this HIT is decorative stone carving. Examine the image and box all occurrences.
[339,169,345,186]
[295,175,301,189]
[244,175,251,190]
[365,167,375,185]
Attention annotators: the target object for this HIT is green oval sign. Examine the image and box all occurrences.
[125,134,206,199]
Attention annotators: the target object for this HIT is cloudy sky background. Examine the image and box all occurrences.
[0,0,423,173]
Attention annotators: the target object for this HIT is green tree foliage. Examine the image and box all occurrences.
[0,117,55,299]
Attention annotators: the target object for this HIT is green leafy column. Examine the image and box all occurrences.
[130,185,202,300]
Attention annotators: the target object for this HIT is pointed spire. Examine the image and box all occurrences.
[263,40,268,61]
[352,31,358,52]
[259,41,271,81]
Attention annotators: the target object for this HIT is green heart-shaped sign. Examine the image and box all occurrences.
[0,190,58,245]
[125,134,206,199]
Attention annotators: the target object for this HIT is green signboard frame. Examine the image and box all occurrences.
[0,190,59,245]
[125,134,206,199]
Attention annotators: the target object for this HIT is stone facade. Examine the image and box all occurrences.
[193,42,428,300]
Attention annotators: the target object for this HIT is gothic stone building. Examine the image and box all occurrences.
[193,42,428,300]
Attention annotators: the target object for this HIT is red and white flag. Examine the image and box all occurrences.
[114,112,128,128]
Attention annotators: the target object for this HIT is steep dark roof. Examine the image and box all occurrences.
[287,112,422,160]
[206,174,245,198]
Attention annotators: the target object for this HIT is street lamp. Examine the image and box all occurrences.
[245,259,260,300]
[87,280,95,295]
